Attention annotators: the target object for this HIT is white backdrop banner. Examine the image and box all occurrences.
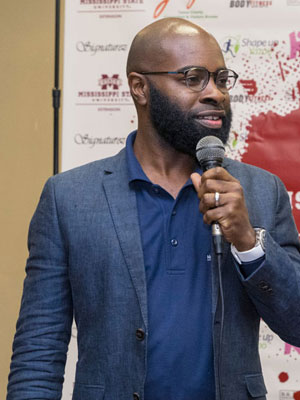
[61,1,300,399]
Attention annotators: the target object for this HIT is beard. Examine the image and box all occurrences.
[148,81,232,157]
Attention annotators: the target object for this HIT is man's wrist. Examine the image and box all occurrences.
[231,228,266,264]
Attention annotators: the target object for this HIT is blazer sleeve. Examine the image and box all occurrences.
[235,174,300,347]
[7,177,73,400]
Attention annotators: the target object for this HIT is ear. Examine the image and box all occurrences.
[127,72,148,106]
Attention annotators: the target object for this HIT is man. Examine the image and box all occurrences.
[7,18,300,400]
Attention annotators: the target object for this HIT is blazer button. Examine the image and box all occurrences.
[133,392,140,400]
[258,280,273,294]
[136,329,145,341]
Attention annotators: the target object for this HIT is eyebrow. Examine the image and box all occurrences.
[176,65,198,73]
[177,66,228,73]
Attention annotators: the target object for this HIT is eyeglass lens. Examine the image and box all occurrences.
[185,69,236,92]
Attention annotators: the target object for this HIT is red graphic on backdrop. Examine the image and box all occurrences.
[240,79,258,95]
[289,32,300,59]
[294,392,300,400]
[292,82,300,101]
[279,372,289,383]
[284,343,300,355]
[242,108,300,231]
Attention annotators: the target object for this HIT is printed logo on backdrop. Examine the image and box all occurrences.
[74,134,126,148]
[222,36,241,58]
[229,79,273,104]
[152,0,218,20]
[77,73,132,106]
[78,0,146,19]
[229,0,273,7]
[76,73,132,148]
[99,74,122,90]
[76,41,127,56]
[222,35,278,62]
[287,0,300,5]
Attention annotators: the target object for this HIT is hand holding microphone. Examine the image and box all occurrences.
[191,136,256,253]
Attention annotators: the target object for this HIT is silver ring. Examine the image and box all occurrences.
[214,191,220,207]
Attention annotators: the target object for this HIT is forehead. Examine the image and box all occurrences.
[156,33,225,72]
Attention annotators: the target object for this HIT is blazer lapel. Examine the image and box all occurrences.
[102,151,148,328]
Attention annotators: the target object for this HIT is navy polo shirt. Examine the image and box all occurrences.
[126,132,215,400]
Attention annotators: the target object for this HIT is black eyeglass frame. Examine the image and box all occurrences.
[138,67,239,93]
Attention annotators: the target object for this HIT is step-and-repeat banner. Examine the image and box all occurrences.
[61,1,300,399]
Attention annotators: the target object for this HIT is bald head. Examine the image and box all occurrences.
[126,18,218,76]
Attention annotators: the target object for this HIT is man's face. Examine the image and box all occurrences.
[148,81,232,156]
[145,32,232,156]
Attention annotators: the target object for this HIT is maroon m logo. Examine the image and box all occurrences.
[99,74,122,90]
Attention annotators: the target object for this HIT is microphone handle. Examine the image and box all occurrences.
[212,222,222,255]
[202,161,223,256]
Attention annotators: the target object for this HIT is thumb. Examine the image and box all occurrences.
[190,172,202,192]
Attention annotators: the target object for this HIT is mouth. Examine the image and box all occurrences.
[195,110,225,129]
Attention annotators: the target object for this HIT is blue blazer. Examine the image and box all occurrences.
[7,148,300,400]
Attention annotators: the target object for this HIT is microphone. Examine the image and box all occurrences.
[196,136,225,255]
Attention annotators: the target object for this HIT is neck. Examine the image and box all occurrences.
[133,127,197,198]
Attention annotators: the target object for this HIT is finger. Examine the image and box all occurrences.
[190,172,202,192]
[202,203,231,226]
[200,192,231,214]
[200,179,242,198]
[202,192,244,224]
[201,167,239,184]
[202,207,224,226]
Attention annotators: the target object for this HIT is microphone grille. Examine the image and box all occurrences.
[196,136,225,164]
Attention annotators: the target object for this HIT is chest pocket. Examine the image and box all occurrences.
[245,374,267,399]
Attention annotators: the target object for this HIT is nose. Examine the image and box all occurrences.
[199,77,227,105]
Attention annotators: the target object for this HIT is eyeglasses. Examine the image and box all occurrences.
[139,67,239,93]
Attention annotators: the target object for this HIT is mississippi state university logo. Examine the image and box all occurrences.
[77,73,132,105]
[98,74,122,90]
